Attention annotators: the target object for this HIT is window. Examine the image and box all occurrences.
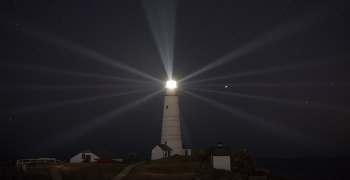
[82,154,85,159]
[165,141,167,144]
[177,102,178,104]
[166,106,168,109]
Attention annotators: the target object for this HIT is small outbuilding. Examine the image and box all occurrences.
[182,143,192,156]
[70,149,122,163]
[211,142,231,170]
[151,144,172,160]
[151,143,191,160]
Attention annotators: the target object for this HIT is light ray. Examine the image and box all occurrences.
[1,62,157,85]
[182,82,350,87]
[1,14,163,84]
[142,0,176,80]
[179,109,194,149]
[182,89,339,153]
[2,85,157,90]
[185,87,350,112]
[183,58,340,85]
[1,88,157,115]
[179,5,337,83]
[25,89,163,155]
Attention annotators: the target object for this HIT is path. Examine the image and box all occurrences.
[111,161,146,180]
[49,167,63,180]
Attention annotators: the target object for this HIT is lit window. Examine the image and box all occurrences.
[166,81,177,88]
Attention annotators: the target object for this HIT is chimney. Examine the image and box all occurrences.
[218,142,223,147]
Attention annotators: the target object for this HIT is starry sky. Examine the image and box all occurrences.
[1,0,350,160]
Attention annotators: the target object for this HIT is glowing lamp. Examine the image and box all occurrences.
[166,81,177,88]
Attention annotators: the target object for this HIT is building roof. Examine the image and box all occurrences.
[211,147,231,156]
[157,144,172,151]
[182,143,190,149]
[81,149,119,159]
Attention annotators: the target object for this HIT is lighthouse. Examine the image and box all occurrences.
[161,81,182,155]
[151,81,191,160]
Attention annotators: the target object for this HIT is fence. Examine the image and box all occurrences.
[16,158,66,164]
[16,160,26,173]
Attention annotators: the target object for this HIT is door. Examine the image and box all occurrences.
[85,155,91,162]
[168,151,170,157]
[185,150,188,156]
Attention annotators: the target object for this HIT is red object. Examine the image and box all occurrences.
[94,158,110,163]
[95,158,121,163]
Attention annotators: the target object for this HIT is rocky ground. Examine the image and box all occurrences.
[189,149,292,180]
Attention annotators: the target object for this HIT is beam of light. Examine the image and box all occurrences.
[181,89,340,154]
[1,62,158,85]
[24,89,163,156]
[179,109,194,149]
[182,58,340,85]
[1,85,157,90]
[181,82,350,88]
[1,88,157,115]
[179,5,339,83]
[142,0,176,80]
[0,13,163,84]
[185,87,350,112]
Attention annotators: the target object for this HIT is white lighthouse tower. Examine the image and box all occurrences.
[151,81,191,160]
[161,81,182,155]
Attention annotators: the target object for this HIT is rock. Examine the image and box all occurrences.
[254,168,270,177]
[248,175,260,180]
[231,149,257,176]
[233,173,243,180]
[192,148,291,180]
[192,148,211,162]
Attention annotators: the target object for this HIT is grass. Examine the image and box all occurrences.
[123,158,199,180]
[25,162,62,179]
[25,162,127,180]
[23,158,204,180]
[58,162,127,180]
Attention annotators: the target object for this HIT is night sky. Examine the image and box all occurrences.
[1,0,350,160]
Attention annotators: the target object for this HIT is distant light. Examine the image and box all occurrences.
[166,81,177,88]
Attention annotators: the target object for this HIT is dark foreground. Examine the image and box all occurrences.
[256,158,350,180]
[2,156,350,180]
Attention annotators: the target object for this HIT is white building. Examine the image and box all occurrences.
[151,144,172,160]
[70,149,122,163]
[151,143,192,160]
[151,81,191,159]
[211,142,231,170]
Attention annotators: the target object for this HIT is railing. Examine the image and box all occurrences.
[16,160,26,173]
[16,158,66,164]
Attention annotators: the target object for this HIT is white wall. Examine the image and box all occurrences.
[151,146,164,160]
[183,149,191,156]
[161,88,183,155]
[70,153,100,163]
[213,156,231,170]
[70,153,83,163]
